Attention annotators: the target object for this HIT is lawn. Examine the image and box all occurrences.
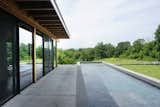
[121,65,160,79]
[99,58,154,65]
[100,58,160,80]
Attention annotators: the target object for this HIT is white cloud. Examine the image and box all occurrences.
[56,0,160,49]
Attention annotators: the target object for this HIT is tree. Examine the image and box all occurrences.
[155,25,160,60]
[129,39,145,59]
[104,43,115,58]
[57,28,160,64]
[84,48,95,61]
[94,42,107,59]
[155,25,160,51]
[114,41,131,57]
[143,41,155,57]
[132,39,145,52]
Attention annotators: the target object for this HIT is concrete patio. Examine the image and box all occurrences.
[2,65,87,107]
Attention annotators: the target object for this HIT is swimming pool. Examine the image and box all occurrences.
[80,63,160,107]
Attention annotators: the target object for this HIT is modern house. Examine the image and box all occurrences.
[0,0,69,105]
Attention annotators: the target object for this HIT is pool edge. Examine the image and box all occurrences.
[102,62,160,89]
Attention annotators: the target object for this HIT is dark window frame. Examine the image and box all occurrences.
[18,23,34,90]
[0,8,18,105]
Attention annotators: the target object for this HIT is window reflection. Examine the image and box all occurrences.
[19,27,33,90]
[36,34,43,79]
[44,37,53,74]
[7,42,13,92]
[0,9,16,104]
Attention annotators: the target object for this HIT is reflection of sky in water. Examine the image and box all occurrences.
[19,27,42,47]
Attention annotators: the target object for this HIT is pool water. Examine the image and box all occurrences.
[81,63,160,107]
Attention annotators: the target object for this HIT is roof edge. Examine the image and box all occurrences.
[50,0,70,39]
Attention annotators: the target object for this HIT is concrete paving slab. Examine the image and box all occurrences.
[3,95,76,107]
[2,65,78,107]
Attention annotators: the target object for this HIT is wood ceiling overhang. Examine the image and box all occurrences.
[0,0,69,39]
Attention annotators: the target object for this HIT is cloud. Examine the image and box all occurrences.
[56,0,160,49]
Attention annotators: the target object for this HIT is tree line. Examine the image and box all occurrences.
[19,43,43,61]
[58,25,160,64]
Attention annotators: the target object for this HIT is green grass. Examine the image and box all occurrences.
[99,58,148,65]
[121,65,160,79]
[100,58,160,80]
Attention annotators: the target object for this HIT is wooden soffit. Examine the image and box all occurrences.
[0,0,70,39]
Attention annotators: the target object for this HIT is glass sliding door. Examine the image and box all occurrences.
[44,36,49,74]
[52,40,54,69]
[36,34,43,79]
[48,39,53,71]
[48,39,52,71]
[19,27,33,90]
[44,36,54,74]
[0,9,18,105]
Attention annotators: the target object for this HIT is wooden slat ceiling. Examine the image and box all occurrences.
[15,0,69,39]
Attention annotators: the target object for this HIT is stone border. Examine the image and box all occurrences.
[79,61,102,64]
[102,62,160,89]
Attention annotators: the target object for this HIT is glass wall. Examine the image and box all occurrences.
[44,36,54,74]
[19,27,33,90]
[49,39,53,70]
[0,8,56,105]
[0,9,18,105]
[52,40,54,69]
[36,34,43,79]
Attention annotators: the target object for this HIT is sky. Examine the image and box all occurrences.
[56,0,160,49]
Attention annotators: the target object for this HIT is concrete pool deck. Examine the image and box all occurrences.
[2,63,160,107]
[2,65,79,107]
